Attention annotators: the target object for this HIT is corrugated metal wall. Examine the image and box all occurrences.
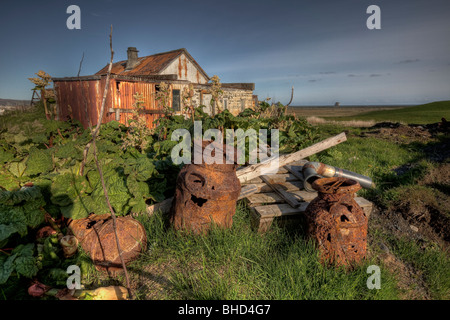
[55,79,106,128]
[111,80,162,128]
[55,79,176,129]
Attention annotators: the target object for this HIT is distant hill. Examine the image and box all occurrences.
[327,100,450,124]
[0,98,29,107]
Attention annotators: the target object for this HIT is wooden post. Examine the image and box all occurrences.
[236,132,347,184]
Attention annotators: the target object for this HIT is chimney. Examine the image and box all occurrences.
[125,47,139,70]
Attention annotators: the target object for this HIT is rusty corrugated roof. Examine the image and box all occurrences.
[95,48,209,80]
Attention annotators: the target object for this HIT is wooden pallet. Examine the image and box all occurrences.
[243,160,373,233]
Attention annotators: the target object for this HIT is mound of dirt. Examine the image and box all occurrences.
[362,123,432,144]
[364,121,450,247]
[388,197,450,248]
[385,162,450,248]
[361,119,449,144]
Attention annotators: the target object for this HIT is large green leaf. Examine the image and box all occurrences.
[0,253,18,284]
[50,172,91,207]
[24,147,53,176]
[0,243,38,284]
[7,158,27,178]
[0,224,18,243]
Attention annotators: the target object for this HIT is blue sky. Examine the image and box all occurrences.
[0,0,449,105]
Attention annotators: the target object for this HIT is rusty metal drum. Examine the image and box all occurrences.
[304,177,368,267]
[69,214,147,272]
[170,140,241,234]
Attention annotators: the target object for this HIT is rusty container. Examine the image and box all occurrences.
[68,214,147,272]
[170,140,241,234]
[304,177,368,267]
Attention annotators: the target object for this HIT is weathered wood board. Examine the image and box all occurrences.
[243,163,373,233]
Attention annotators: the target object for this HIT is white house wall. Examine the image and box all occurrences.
[160,53,209,84]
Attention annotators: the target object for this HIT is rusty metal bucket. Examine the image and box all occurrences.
[170,140,241,234]
[304,177,368,267]
[68,214,147,272]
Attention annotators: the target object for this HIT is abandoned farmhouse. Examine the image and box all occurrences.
[53,47,257,128]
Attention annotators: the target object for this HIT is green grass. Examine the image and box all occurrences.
[72,123,448,300]
[386,235,450,299]
[0,103,47,130]
[309,134,424,203]
[326,101,450,124]
[308,125,450,299]
[4,102,447,300]
[127,202,399,300]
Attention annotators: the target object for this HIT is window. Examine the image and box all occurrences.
[172,89,181,112]
[223,98,228,110]
[241,99,245,111]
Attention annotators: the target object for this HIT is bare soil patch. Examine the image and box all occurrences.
[363,121,450,248]
[368,208,432,300]
[361,122,433,144]
[361,120,450,144]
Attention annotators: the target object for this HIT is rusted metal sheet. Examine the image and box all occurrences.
[55,79,106,128]
[96,49,180,76]
[170,141,241,234]
[68,214,147,272]
[55,77,168,129]
[304,177,368,268]
[109,80,167,128]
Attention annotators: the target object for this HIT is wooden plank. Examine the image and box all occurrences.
[249,206,273,233]
[274,167,288,174]
[237,132,347,184]
[255,202,310,218]
[246,180,304,193]
[246,190,318,206]
[144,197,173,216]
[247,173,299,184]
[254,197,372,219]
[284,165,304,181]
[238,184,259,199]
[260,175,303,208]
[240,160,307,177]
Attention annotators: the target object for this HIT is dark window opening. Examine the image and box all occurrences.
[172,89,181,112]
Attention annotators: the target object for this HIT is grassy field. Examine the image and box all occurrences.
[76,202,399,300]
[290,101,450,124]
[289,105,406,118]
[1,101,449,300]
[77,119,449,300]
